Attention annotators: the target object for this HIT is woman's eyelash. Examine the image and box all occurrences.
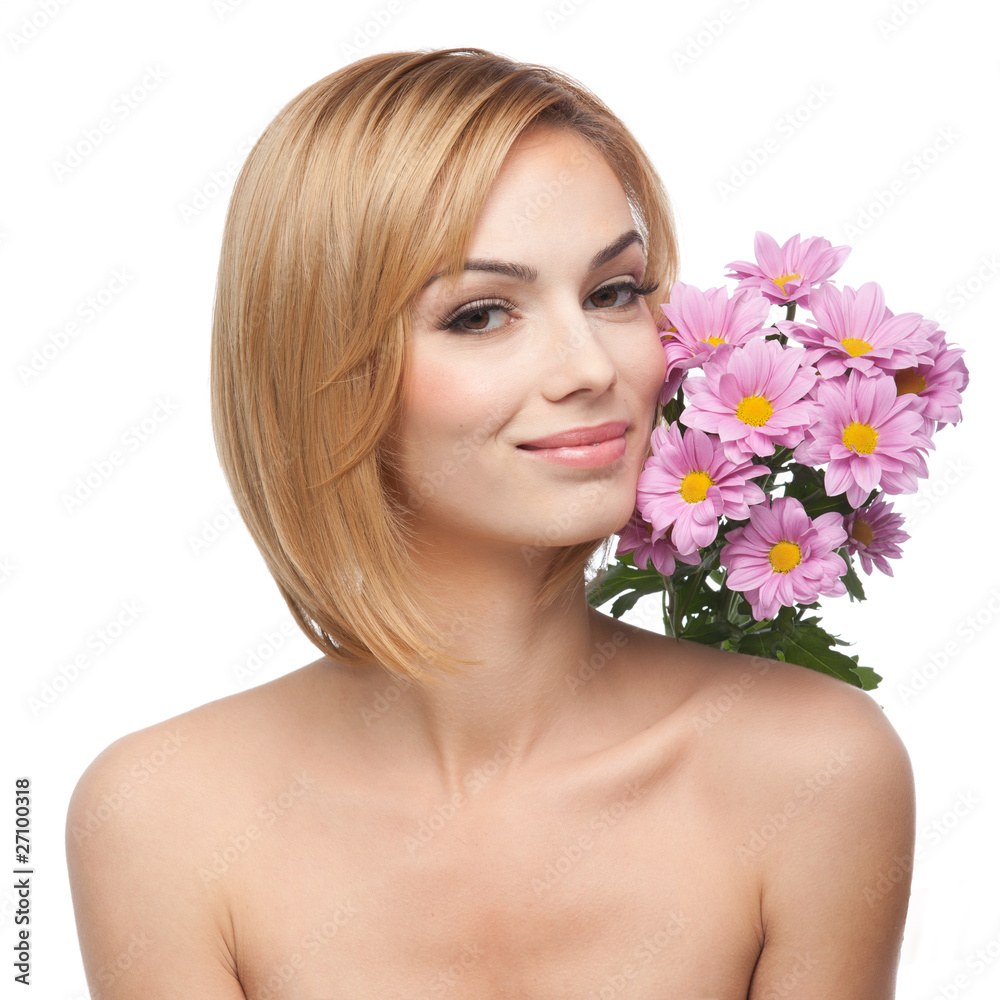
[610,280,660,299]
[580,279,660,313]
[437,297,515,333]
[438,279,661,334]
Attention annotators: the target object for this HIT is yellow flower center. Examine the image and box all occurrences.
[701,335,726,346]
[841,338,873,357]
[768,540,802,573]
[679,471,713,504]
[842,421,879,454]
[773,273,801,294]
[894,368,927,395]
[736,395,773,427]
[850,519,874,547]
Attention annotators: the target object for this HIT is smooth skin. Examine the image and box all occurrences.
[67,127,915,999]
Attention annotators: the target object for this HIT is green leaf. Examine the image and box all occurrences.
[600,574,666,611]
[802,492,857,518]
[673,546,721,581]
[609,589,647,618]
[840,551,867,603]
[735,629,783,660]
[661,397,683,426]
[682,620,739,646]
[775,605,795,634]
[781,625,865,687]
[784,465,878,516]
[673,575,724,621]
[783,462,825,495]
[849,665,883,690]
[586,560,664,607]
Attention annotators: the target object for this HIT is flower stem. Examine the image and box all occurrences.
[722,584,740,623]
[662,578,676,637]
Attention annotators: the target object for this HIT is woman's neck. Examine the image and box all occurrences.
[360,537,620,797]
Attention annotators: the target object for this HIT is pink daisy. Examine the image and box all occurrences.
[843,496,909,577]
[658,352,687,407]
[778,282,932,379]
[658,282,770,378]
[615,509,700,577]
[681,337,817,462]
[725,232,851,307]
[636,424,769,556]
[720,496,848,621]
[892,322,969,434]
[794,371,933,508]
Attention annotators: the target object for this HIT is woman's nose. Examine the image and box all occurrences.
[538,310,618,402]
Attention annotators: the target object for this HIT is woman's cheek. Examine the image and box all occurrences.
[400,357,508,469]
[627,315,667,410]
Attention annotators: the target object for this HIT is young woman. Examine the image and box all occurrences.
[66,48,915,999]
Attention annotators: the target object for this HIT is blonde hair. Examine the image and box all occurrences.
[211,47,678,684]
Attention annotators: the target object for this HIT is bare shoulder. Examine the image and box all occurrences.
[629,625,913,792]
[639,632,916,996]
[68,661,319,826]
[702,640,912,809]
[65,662,329,999]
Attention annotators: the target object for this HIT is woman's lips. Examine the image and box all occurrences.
[517,421,629,467]
[517,420,629,450]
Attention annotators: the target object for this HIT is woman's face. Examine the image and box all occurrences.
[393,126,667,556]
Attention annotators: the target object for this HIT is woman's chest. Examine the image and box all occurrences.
[226,771,762,999]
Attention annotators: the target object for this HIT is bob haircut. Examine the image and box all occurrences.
[211,47,679,685]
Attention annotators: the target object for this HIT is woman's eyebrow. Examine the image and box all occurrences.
[461,258,537,283]
[421,229,644,289]
[587,229,645,271]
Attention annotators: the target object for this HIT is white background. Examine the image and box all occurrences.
[3,0,998,996]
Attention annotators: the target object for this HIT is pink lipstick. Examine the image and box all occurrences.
[517,421,629,467]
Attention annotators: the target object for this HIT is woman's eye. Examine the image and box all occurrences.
[443,301,512,335]
[586,280,657,310]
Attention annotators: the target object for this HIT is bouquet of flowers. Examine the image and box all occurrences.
[588,232,969,690]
